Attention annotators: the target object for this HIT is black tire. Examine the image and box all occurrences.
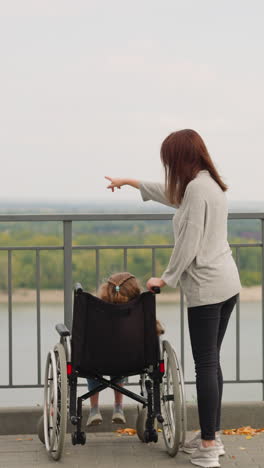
[136,407,147,442]
[37,415,45,444]
[160,340,182,457]
[80,432,86,445]
[72,432,78,445]
[136,406,158,443]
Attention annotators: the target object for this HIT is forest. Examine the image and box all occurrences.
[0,216,261,291]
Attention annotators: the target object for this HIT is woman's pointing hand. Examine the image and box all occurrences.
[105,177,140,192]
[105,176,125,192]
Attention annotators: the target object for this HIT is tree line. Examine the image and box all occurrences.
[0,218,261,291]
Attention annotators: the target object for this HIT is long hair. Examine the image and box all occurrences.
[97,272,141,304]
[160,129,228,205]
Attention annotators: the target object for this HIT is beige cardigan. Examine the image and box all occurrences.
[139,170,241,307]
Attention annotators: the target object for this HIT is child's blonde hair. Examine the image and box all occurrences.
[97,272,165,335]
[98,272,141,304]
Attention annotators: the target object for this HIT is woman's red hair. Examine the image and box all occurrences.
[160,129,227,205]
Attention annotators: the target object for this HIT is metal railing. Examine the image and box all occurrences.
[0,212,263,397]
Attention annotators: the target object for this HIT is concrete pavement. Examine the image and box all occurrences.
[0,431,264,468]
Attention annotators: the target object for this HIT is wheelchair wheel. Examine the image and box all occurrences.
[160,340,183,457]
[43,343,67,460]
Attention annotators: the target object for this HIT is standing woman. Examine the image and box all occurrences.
[106,129,241,468]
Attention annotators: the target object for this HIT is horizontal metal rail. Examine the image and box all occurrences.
[0,212,263,399]
[0,242,261,251]
[0,211,264,221]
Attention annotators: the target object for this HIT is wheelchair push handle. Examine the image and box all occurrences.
[151,286,160,294]
[74,283,83,295]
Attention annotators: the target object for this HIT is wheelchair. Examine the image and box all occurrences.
[38,283,187,460]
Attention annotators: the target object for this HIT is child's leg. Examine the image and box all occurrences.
[86,378,102,426]
[112,378,126,424]
[90,392,99,408]
[87,378,100,408]
[114,385,124,405]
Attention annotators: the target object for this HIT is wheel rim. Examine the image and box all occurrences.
[44,351,58,453]
[173,349,187,446]
[160,340,182,456]
[161,352,177,448]
[51,348,64,455]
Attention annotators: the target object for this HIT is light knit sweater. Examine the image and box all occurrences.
[139,170,241,307]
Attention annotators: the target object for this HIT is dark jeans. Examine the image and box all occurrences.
[188,294,238,440]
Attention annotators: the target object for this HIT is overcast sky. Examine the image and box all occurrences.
[0,0,263,203]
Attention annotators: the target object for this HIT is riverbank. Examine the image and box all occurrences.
[0,286,261,304]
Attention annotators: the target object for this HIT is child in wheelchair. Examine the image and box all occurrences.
[86,271,165,427]
[41,273,186,461]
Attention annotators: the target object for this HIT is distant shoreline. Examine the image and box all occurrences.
[0,286,261,304]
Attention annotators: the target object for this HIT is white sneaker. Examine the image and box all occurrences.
[86,408,103,426]
[190,443,220,468]
[112,407,126,424]
[183,431,225,456]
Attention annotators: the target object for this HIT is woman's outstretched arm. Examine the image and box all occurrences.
[105,176,174,208]
[105,176,139,191]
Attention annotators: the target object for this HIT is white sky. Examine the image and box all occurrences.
[0,0,263,202]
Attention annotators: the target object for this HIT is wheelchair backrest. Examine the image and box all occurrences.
[71,291,159,377]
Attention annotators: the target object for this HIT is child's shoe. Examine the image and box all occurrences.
[86,406,103,426]
[112,405,126,424]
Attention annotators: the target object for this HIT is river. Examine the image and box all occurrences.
[0,300,262,407]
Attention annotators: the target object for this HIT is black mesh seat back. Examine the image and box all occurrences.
[71,291,158,376]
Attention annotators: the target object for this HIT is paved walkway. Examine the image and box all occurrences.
[0,431,264,468]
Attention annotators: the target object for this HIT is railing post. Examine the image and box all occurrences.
[36,249,41,385]
[261,218,264,400]
[63,220,73,329]
[180,287,185,376]
[235,247,241,383]
[8,250,13,387]
[151,248,156,276]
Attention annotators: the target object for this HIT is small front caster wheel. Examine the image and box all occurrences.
[71,432,78,445]
[79,432,86,445]
[144,430,150,443]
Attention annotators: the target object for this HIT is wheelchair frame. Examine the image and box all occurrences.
[39,284,187,461]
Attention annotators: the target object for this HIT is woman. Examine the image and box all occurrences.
[105,129,241,468]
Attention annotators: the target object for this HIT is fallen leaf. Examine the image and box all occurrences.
[15,438,33,441]
[239,447,246,450]
[115,428,136,436]
[222,426,264,437]
[246,436,252,440]
[158,429,162,432]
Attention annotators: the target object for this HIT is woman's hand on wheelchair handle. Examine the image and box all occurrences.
[146,277,166,292]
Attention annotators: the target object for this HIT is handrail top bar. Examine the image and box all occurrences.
[0,212,264,222]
